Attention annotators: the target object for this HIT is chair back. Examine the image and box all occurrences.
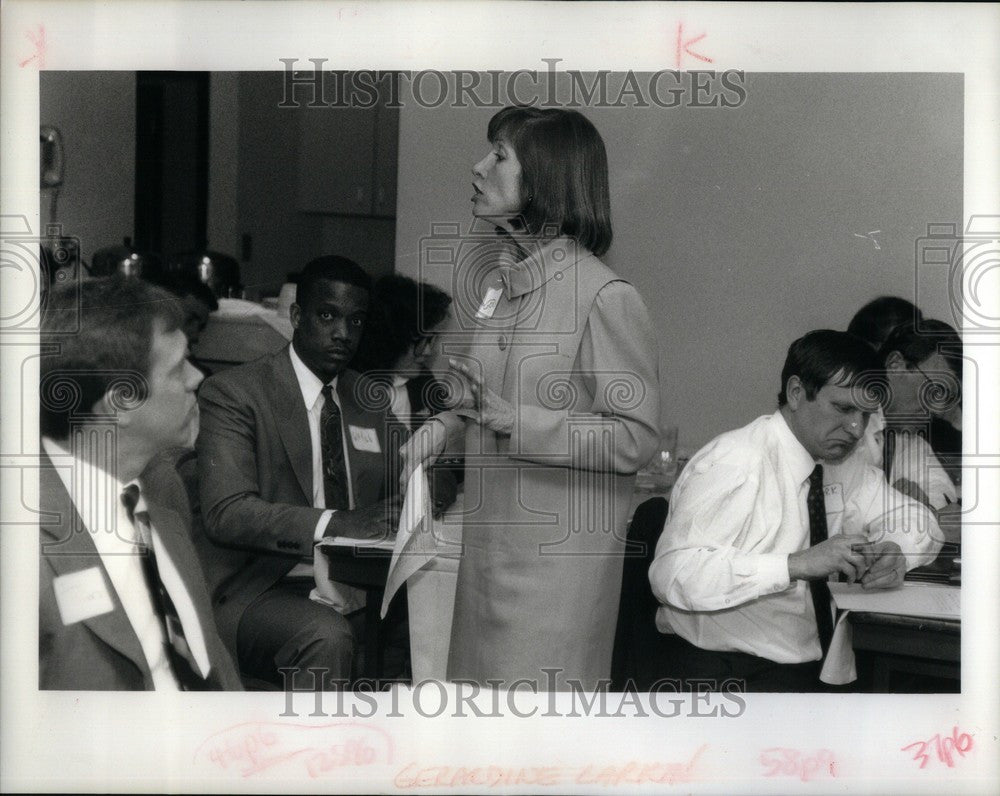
[610,497,668,690]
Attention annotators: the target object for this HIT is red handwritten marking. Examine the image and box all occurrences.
[760,748,837,782]
[194,721,394,778]
[19,24,46,68]
[394,746,707,789]
[675,22,713,69]
[901,726,973,769]
[575,745,705,787]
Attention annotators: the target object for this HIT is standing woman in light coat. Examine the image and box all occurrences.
[402,106,660,691]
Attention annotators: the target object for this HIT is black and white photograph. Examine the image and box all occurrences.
[1,2,997,793]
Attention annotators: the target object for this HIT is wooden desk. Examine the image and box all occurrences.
[849,612,960,692]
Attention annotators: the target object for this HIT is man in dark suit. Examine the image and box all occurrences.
[196,256,400,690]
[39,276,242,690]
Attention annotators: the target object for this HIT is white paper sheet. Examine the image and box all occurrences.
[381,464,439,618]
[829,582,960,620]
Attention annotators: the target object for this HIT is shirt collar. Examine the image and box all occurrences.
[289,343,338,411]
[770,410,819,485]
[504,237,587,299]
[41,435,142,544]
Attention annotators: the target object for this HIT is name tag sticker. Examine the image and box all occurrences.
[475,287,503,319]
[823,482,845,513]
[53,567,115,626]
[349,425,381,453]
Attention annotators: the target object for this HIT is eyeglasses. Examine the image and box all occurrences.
[413,335,436,355]
[911,361,961,409]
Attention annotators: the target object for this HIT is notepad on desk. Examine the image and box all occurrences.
[828,582,960,621]
[319,535,396,551]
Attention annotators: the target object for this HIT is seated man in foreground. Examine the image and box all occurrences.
[196,256,401,690]
[39,277,241,690]
[648,330,942,692]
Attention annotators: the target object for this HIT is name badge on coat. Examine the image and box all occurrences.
[53,567,115,625]
[349,425,381,453]
[475,287,503,319]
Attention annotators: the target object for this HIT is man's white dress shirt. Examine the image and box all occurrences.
[287,345,365,613]
[649,411,942,665]
[42,437,213,689]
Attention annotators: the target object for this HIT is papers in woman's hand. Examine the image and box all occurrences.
[380,464,437,617]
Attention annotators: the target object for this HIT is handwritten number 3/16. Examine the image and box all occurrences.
[901,727,974,769]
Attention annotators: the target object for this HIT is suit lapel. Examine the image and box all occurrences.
[38,458,150,683]
[266,349,315,501]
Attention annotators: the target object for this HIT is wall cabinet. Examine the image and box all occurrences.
[296,76,399,218]
[236,71,398,292]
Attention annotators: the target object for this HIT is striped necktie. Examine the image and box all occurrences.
[321,384,350,510]
[121,484,215,690]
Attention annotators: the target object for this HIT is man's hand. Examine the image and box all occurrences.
[399,419,448,488]
[859,540,907,590]
[448,358,514,435]
[324,496,403,541]
[788,533,869,583]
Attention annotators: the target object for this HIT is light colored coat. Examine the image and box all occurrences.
[440,237,660,690]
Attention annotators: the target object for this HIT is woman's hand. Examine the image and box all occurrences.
[399,419,448,488]
[449,358,515,435]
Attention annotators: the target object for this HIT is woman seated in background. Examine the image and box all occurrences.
[877,319,962,518]
[832,316,962,546]
[352,274,459,513]
[846,296,961,496]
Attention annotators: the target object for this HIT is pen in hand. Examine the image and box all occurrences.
[851,542,877,581]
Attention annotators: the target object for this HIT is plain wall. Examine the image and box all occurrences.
[39,72,136,259]
[39,71,396,297]
[394,73,962,451]
[207,72,241,258]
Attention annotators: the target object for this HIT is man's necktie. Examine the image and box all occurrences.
[807,464,835,657]
[121,484,215,690]
[321,384,350,510]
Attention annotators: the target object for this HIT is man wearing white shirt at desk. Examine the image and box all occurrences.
[38,277,241,690]
[649,330,942,692]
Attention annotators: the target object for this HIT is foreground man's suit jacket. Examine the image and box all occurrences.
[38,453,242,690]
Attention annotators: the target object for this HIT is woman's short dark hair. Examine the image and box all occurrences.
[879,318,963,378]
[40,276,184,439]
[487,106,613,256]
[847,296,923,349]
[296,255,372,309]
[778,329,882,407]
[353,275,452,372]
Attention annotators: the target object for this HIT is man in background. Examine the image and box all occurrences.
[196,256,401,691]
